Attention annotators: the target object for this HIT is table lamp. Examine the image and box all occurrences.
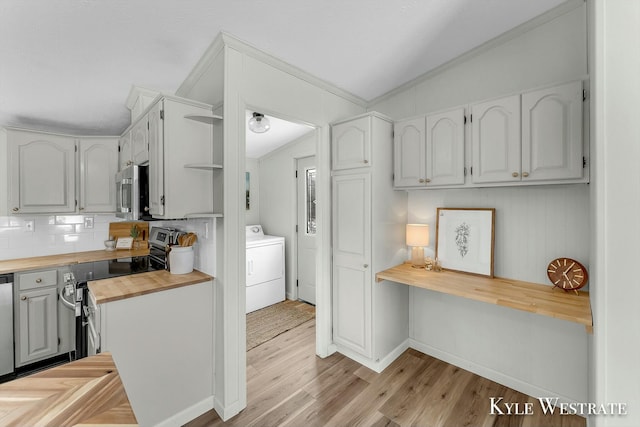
[406,224,429,268]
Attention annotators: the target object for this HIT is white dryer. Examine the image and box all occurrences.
[246,225,285,313]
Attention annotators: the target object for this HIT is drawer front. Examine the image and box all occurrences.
[18,269,57,290]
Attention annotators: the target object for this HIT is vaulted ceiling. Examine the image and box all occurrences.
[0,0,567,136]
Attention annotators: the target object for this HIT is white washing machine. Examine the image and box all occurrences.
[246,225,285,313]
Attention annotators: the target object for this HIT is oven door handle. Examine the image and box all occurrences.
[59,287,76,311]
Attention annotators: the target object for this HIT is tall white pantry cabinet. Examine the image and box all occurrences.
[331,112,408,371]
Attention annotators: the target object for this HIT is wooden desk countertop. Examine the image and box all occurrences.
[376,263,593,333]
[0,352,137,426]
[0,248,150,274]
[89,269,213,304]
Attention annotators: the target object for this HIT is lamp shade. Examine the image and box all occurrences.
[248,112,271,133]
[406,224,429,247]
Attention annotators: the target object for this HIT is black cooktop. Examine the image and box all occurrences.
[72,256,158,282]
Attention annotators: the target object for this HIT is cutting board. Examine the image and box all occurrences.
[108,222,149,248]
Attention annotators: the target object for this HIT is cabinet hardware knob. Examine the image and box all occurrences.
[522,172,530,178]
[512,172,519,178]
[35,278,42,283]
[12,207,18,212]
[364,264,369,268]
[425,178,431,183]
[363,160,369,164]
[419,179,425,183]
[21,296,27,301]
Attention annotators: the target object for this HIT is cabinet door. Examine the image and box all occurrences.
[17,287,58,365]
[8,130,76,213]
[79,139,118,213]
[131,115,149,165]
[148,101,165,216]
[332,116,371,170]
[118,132,132,171]
[393,117,425,187]
[471,95,521,184]
[426,107,465,186]
[332,173,371,357]
[522,81,584,181]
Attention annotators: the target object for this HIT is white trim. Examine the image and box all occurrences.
[368,0,586,107]
[155,396,215,427]
[335,339,410,373]
[213,395,245,422]
[181,32,367,108]
[125,85,162,110]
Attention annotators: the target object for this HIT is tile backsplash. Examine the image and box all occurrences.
[0,215,217,276]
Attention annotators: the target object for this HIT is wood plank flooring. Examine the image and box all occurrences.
[186,317,585,427]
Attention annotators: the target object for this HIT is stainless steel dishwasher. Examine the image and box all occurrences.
[0,273,14,378]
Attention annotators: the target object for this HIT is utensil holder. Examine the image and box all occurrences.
[169,246,194,274]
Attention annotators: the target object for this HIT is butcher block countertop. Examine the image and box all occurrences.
[0,352,137,426]
[0,248,150,274]
[89,269,213,304]
[376,262,593,333]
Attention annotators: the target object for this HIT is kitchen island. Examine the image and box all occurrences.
[0,352,137,426]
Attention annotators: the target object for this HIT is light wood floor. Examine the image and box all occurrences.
[186,318,585,427]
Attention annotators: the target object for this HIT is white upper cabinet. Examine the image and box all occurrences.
[79,138,118,213]
[148,101,164,217]
[394,107,465,188]
[521,80,584,182]
[131,115,149,165]
[332,115,371,170]
[118,132,132,171]
[426,107,465,186]
[393,117,425,187]
[8,130,77,214]
[471,95,521,184]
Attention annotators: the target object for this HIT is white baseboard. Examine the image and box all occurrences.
[156,396,214,427]
[335,339,410,373]
[213,396,245,422]
[409,339,580,406]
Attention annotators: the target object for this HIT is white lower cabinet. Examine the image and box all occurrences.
[14,269,59,367]
[331,113,408,371]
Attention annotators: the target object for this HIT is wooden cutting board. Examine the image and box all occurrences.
[108,221,149,246]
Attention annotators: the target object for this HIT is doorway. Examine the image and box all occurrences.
[296,156,317,305]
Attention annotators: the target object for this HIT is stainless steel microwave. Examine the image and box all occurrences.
[115,164,149,220]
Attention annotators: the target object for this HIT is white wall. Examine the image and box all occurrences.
[0,214,121,260]
[245,158,260,225]
[591,1,640,426]
[370,2,589,403]
[258,132,316,299]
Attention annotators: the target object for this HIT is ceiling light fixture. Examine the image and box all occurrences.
[248,112,271,133]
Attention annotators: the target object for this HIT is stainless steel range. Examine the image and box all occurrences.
[148,226,186,270]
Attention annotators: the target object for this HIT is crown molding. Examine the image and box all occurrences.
[177,31,367,108]
[368,0,585,107]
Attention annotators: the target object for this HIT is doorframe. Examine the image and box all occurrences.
[241,102,332,358]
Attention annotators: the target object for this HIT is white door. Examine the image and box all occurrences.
[331,172,372,358]
[331,116,371,170]
[297,156,317,304]
[79,138,118,213]
[148,100,164,216]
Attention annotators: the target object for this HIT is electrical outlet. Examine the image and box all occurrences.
[25,220,34,232]
[84,217,94,229]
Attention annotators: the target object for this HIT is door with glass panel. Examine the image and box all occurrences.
[296,156,317,304]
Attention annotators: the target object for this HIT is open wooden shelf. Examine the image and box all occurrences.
[184,163,223,170]
[184,113,223,124]
[376,262,593,333]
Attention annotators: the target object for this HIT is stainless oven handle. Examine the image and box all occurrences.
[59,287,76,311]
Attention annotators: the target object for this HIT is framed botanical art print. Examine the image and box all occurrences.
[435,208,495,277]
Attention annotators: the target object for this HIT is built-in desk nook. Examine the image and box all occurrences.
[376,262,593,333]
